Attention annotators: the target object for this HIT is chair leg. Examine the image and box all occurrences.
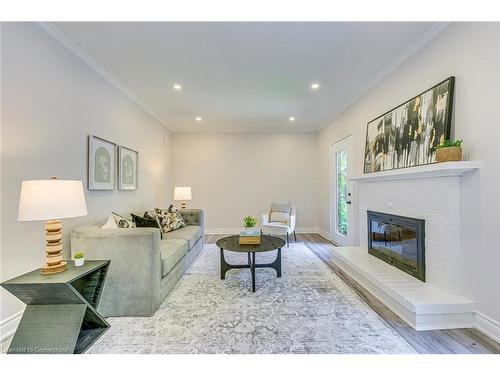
[293,230,297,241]
[286,232,289,247]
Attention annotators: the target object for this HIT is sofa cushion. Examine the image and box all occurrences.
[162,225,202,249]
[160,239,188,277]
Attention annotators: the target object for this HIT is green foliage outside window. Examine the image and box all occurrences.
[337,151,348,236]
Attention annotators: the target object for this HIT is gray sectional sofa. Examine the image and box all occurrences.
[71,209,204,317]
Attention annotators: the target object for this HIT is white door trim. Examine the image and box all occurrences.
[329,134,355,246]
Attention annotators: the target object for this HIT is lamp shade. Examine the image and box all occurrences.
[174,186,192,201]
[18,179,88,221]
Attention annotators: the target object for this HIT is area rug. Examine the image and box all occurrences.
[88,242,416,354]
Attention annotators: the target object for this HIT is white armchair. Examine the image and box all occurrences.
[261,203,296,247]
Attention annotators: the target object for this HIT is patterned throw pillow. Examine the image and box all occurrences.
[111,212,136,228]
[131,213,159,228]
[155,205,185,234]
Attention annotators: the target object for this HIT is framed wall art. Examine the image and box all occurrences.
[118,146,138,190]
[363,77,455,173]
[88,135,116,190]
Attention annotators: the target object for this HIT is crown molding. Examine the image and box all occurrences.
[315,22,452,131]
[36,22,171,131]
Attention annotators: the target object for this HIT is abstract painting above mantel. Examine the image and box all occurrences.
[363,77,455,173]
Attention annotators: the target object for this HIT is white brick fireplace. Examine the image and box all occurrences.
[329,161,480,330]
[358,176,461,294]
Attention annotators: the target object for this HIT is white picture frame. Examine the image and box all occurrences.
[118,145,139,190]
[88,135,116,190]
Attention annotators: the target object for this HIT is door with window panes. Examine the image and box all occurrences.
[330,135,354,246]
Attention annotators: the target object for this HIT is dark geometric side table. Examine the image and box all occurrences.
[1,260,110,354]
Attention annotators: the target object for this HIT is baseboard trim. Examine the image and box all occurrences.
[475,311,500,344]
[0,310,23,344]
[317,228,331,241]
[205,227,319,235]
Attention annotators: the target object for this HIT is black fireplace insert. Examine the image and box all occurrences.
[367,211,425,281]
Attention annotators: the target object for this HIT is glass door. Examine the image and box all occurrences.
[330,135,354,246]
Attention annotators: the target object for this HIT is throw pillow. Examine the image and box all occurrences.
[111,212,136,228]
[144,210,157,221]
[155,205,185,234]
[131,213,159,228]
[101,214,119,229]
[269,202,292,223]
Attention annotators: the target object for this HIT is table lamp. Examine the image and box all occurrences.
[18,177,88,275]
[174,186,192,209]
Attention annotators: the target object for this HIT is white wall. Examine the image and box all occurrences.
[171,132,318,231]
[0,23,173,323]
[317,23,500,324]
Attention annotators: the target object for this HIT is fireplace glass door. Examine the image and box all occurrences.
[367,211,425,281]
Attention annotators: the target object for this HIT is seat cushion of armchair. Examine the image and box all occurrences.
[160,239,188,277]
[261,221,290,234]
[162,225,202,249]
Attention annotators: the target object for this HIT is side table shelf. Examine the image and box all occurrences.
[1,260,110,354]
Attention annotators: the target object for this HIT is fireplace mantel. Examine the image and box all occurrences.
[349,161,480,183]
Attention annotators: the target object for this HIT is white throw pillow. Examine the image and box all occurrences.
[101,213,136,229]
[270,211,289,223]
[269,202,292,223]
[101,215,118,229]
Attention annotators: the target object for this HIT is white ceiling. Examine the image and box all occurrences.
[51,22,448,132]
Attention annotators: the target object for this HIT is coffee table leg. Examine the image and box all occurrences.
[251,252,256,292]
[276,248,282,278]
[220,248,227,279]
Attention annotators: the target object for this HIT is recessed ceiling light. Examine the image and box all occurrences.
[173,83,182,91]
[288,116,296,122]
[310,82,320,90]
[195,117,203,122]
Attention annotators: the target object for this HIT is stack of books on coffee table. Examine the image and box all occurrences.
[239,228,261,245]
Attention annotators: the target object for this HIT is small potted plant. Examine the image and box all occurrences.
[243,215,257,231]
[74,251,85,267]
[436,139,463,163]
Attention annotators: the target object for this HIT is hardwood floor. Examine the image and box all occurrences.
[206,233,500,354]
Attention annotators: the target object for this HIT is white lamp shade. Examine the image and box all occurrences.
[174,186,192,201]
[18,180,88,221]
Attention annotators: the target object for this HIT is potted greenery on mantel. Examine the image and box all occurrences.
[436,139,463,163]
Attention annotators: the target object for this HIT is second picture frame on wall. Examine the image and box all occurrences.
[118,145,139,191]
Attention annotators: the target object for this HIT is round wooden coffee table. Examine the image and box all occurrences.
[216,234,286,292]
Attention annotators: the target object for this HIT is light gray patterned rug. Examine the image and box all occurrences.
[88,243,416,354]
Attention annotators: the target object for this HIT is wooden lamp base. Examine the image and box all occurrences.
[42,220,67,275]
[181,202,187,209]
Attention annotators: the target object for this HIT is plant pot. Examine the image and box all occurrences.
[74,258,85,267]
[436,146,462,163]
